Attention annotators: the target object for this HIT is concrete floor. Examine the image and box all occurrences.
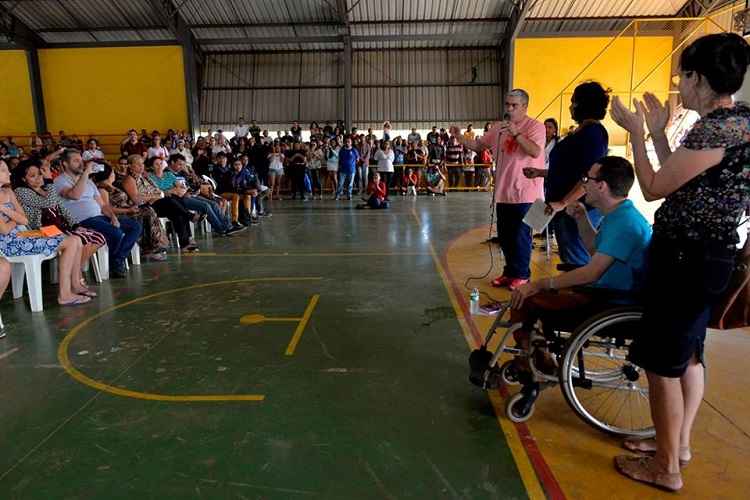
[0,194,529,500]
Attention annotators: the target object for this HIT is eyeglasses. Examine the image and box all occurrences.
[581,174,604,184]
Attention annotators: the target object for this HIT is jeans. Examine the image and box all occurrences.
[181,196,230,233]
[337,171,355,198]
[357,164,369,193]
[550,209,603,266]
[367,196,390,209]
[80,215,142,272]
[496,203,532,280]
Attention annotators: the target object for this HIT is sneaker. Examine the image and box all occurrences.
[250,218,260,225]
[226,225,247,235]
[491,275,512,288]
[146,252,168,261]
[346,196,352,201]
[508,278,529,291]
[184,244,200,253]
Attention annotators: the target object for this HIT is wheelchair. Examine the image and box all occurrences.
[469,300,654,439]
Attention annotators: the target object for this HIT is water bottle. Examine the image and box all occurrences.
[470,288,480,315]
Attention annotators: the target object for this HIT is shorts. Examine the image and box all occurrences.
[326,164,338,172]
[268,169,282,178]
[629,235,735,378]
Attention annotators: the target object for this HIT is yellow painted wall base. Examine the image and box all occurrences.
[39,46,188,136]
[0,50,36,135]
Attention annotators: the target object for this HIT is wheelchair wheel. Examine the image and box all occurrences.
[559,308,655,438]
[506,392,535,423]
[499,360,521,386]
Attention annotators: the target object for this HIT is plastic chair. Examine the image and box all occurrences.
[159,218,180,249]
[4,252,58,312]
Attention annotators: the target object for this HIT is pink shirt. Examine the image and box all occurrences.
[480,116,545,204]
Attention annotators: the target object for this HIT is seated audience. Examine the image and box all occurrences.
[92,164,171,258]
[425,164,447,196]
[53,149,142,279]
[12,159,106,277]
[121,155,198,248]
[0,159,92,305]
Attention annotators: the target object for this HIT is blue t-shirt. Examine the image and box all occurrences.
[593,199,652,291]
[547,123,608,203]
[148,171,178,191]
[338,147,360,175]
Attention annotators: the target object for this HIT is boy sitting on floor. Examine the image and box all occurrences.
[357,171,390,209]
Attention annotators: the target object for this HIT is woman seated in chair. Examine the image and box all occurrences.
[92,163,170,260]
[509,157,651,371]
[13,158,106,286]
[0,159,92,306]
[120,155,197,251]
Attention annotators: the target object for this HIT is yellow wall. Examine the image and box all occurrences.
[513,36,674,145]
[39,46,188,136]
[0,50,36,136]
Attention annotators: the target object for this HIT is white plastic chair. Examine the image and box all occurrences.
[159,217,180,249]
[3,252,58,312]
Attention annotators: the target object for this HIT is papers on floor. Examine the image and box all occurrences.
[523,198,553,234]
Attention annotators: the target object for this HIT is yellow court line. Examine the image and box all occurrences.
[58,277,322,403]
[284,295,320,356]
[410,209,547,500]
[263,317,304,322]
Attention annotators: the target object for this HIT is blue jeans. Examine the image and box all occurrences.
[181,196,230,232]
[357,165,369,193]
[337,171,355,198]
[367,196,389,209]
[550,209,603,266]
[80,215,142,272]
[496,203,532,280]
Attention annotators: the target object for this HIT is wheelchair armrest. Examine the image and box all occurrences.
[556,263,581,272]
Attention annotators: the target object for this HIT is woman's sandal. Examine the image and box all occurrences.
[74,288,97,298]
[622,438,691,467]
[58,295,92,306]
[614,455,683,492]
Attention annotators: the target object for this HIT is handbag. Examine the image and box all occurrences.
[709,236,750,329]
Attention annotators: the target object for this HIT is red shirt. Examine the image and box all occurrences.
[367,180,387,201]
[121,141,147,156]
[402,172,418,186]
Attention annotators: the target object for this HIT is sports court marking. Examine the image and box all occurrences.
[239,294,321,356]
[57,277,322,403]
[178,252,431,257]
[411,209,561,500]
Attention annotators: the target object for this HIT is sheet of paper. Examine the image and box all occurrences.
[522,198,554,234]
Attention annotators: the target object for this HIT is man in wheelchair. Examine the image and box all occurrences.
[508,156,652,375]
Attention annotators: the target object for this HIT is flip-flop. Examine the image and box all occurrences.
[74,289,97,298]
[622,439,691,467]
[58,295,92,306]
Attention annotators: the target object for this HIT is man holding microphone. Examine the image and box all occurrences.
[451,89,546,290]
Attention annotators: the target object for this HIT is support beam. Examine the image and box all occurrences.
[498,0,533,114]
[148,0,202,137]
[0,4,48,133]
[337,0,352,132]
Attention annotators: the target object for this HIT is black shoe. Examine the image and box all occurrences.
[226,225,247,235]
[110,269,128,279]
[250,217,260,225]
[257,211,271,217]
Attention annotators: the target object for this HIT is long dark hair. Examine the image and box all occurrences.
[11,158,42,189]
[680,32,750,95]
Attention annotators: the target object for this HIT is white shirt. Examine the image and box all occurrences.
[82,149,104,162]
[374,149,395,173]
[544,138,557,169]
[171,147,193,166]
[147,146,169,159]
[234,125,249,138]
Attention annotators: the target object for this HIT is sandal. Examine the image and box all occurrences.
[74,289,98,298]
[614,455,682,492]
[58,295,92,307]
[622,439,691,467]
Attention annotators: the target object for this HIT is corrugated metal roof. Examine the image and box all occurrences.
[349,0,512,23]
[175,0,338,26]
[39,31,97,44]
[0,0,166,30]
[528,0,690,18]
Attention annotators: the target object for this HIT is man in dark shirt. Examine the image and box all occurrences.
[249,138,271,185]
[121,129,147,157]
[248,120,261,140]
[426,126,440,146]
